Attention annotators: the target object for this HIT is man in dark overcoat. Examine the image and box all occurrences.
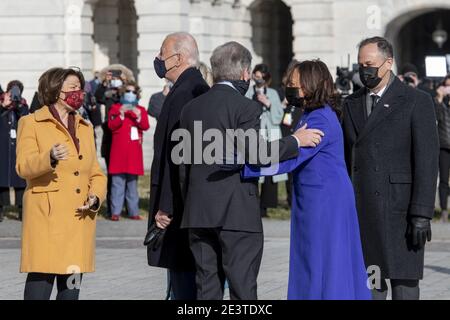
[147,32,210,300]
[342,37,439,300]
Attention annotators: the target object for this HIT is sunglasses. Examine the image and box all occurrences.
[126,90,137,94]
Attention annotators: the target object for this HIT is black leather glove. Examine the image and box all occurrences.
[407,216,432,249]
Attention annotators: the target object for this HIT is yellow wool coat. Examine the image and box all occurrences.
[16,106,107,274]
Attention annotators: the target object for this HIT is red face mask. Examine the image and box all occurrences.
[61,90,85,110]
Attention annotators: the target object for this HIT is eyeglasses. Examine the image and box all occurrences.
[126,90,137,94]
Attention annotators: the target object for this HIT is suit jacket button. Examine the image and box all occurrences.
[76,188,81,194]
[78,155,83,160]
[375,191,380,196]
[374,167,379,172]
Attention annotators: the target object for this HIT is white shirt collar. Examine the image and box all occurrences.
[370,84,387,98]
[217,81,238,92]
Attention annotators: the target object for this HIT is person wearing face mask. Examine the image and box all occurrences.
[245,64,286,217]
[0,80,29,222]
[95,65,135,217]
[178,42,321,300]
[279,61,304,208]
[83,71,102,128]
[15,67,107,300]
[342,37,439,300]
[146,32,210,300]
[108,82,149,221]
[243,60,370,300]
[435,75,450,223]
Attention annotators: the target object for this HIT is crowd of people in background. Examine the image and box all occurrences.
[0,31,448,301]
[2,50,450,225]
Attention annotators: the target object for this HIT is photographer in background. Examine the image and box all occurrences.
[435,74,450,223]
[84,71,102,128]
[108,81,149,221]
[245,64,286,217]
[399,63,420,88]
[95,65,134,217]
[0,80,29,221]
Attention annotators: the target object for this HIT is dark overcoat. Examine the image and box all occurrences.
[342,77,439,279]
[147,68,210,271]
[0,101,28,188]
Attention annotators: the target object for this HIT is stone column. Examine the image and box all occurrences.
[134,0,190,103]
[289,0,336,71]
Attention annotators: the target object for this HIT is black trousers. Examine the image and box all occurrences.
[260,178,278,209]
[439,148,450,210]
[371,279,419,300]
[188,228,263,300]
[24,273,83,300]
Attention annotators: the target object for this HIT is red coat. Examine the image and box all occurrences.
[108,103,150,175]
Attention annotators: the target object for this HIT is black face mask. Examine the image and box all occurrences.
[230,80,250,96]
[359,60,388,89]
[153,54,178,79]
[285,87,304,108]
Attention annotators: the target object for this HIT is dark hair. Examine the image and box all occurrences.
[401,63,419,76]
[442,74,450,86]
[119,80,142,100]
[253,64,272,84]
[6,80,24,94]
[358,36,394,59]
[289,59,340,115]
[38,67,85,106]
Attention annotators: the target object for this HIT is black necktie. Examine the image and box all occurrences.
[371,94,380,113]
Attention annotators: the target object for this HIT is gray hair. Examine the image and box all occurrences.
[166,32,200,67]
[210,41,252,83]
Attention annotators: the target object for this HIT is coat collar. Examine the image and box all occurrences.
[346,76,406,144]
[34,105,90,127]
[171,67,201,91]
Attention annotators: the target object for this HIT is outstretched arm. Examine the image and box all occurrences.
[243,112,330,178]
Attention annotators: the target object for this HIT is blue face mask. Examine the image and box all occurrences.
[121,92,138,105]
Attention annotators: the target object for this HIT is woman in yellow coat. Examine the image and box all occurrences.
[16,67,107,300]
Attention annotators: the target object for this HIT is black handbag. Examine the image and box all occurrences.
[143,223,166,250]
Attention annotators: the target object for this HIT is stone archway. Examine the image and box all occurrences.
[384,0,450,76]
[92,0,138,78]
[249,0,294,87]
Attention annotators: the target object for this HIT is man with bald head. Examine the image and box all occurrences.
[147,32,209,300]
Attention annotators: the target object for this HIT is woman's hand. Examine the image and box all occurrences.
[155,210,172,229]
[257,93,271,108]
[50,143,69,161]
[77,192,99,212]
[132,107,141,121]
